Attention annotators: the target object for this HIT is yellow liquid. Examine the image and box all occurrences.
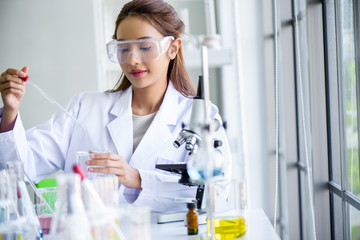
[207,216,247,240]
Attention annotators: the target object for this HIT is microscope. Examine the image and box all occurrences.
[156,46,225,223]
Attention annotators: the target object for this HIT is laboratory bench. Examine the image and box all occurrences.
[151,209,280,240]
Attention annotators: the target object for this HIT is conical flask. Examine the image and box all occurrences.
[187,128,224,182]
[49,173,92,240]
[6,161,43,239]
[0,167,37,239]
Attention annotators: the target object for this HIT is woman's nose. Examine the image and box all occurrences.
[127,52,141,65]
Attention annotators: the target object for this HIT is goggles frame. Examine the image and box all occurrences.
[106,36,175,64]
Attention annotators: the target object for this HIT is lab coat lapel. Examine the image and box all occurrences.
[107,87,133,162]
[129,83,178,168]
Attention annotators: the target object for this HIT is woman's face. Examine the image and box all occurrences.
[116,16,171,91]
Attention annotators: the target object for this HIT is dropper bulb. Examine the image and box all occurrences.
[21,75,29,82]
[73,164,87,181]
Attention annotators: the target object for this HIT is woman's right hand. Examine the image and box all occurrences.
[0,66,28,132]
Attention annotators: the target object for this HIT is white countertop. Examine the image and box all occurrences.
[151,209,280,240]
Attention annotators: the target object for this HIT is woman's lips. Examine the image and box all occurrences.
[130,69,147,78]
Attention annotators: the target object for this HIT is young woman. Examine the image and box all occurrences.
[0,0,231,212]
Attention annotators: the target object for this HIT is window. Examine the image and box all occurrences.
[263,0,360,239]
[326,0,360,239]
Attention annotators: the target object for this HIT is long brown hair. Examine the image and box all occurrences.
[108,0,196,97]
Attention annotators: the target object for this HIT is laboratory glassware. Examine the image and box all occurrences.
[76,151,114,179]
[73,164,126,240]
[88,175,119,208]
[117,205,151,240]
[206,178,247,240]
[186,202,198,235]
[25,79,85,129]
[35,178,58,235]
[83,175,120,240]
[186,132,224,182]
[49,173,92,240]
[0,168,37,240]
[6,161,43,240]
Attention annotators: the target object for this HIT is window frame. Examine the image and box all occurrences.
[325,0,360,239]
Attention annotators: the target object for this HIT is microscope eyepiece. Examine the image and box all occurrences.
[174,135,186,148]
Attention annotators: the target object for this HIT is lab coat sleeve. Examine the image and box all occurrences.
[0,94,83,182]
[134,169,197,213]
[0,109,27,164]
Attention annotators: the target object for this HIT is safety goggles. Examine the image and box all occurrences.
[106,36,175,64]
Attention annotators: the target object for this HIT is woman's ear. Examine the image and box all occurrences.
[168,38,181,60]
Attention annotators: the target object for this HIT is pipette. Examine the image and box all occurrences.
[20,75,86,129]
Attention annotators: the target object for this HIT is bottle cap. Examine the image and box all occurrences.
[187,202,196,209]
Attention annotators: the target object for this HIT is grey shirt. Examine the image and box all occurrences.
[132,112,157,152]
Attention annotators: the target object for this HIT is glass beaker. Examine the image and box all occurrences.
[49,174,92,240]
[76,151,114,179]
[83,175,122,240]
[118,205,151,240]
[35,178,58,235]
[206,178,247,240]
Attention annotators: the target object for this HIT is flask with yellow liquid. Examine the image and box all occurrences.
[206,178,247,240]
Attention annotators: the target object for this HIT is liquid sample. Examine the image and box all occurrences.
[188,168,222,181]
[38,215,52,235]
[207,216,247,240]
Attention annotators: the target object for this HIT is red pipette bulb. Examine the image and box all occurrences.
[73,164,87,180]
[21,75,29,82]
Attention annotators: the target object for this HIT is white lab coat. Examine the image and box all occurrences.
[0,81,231,212]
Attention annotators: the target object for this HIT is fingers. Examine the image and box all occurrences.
[86,152,125,169]
[88,166,123,175]
[21,66,29,75]
[89,166,141,190]
[0,88,25,98]
[0,69,27,87]
[0,75,25,92]
[1,68,27,79]
[86,159,121,168]
[86,152,142,189]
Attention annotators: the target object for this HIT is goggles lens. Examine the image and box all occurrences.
[106,36,174,64]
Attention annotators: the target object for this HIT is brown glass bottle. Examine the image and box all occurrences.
[187,202,198,235]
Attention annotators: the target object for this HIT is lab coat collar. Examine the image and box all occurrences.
[107,81,180,163]
[129,81,180,167]
[156,81,178,126]
[109,87,132,117]
[108,81,179,124]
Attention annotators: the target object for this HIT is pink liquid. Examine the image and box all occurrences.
[38,215,52,234]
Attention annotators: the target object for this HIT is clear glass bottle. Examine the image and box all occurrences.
[0,166,37,239]
[7,161,43,240]
[186,203,198,235]
[49,174,92,240]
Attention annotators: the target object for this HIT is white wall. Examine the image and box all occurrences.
[0,0,98,129]
[232,0,269,213]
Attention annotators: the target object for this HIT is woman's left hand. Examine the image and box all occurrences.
[86,152,142,190]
